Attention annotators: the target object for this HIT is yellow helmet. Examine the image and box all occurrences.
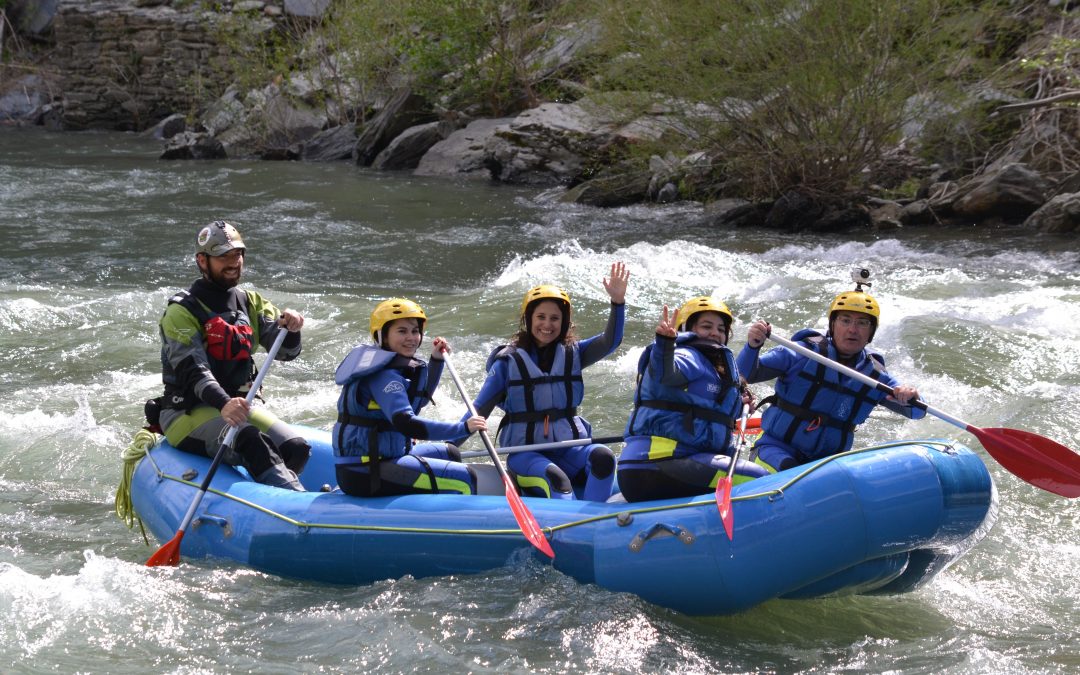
[675,296,733,332]
[828,291,879,320]
[370,298,427,344]
[520,284,572,320]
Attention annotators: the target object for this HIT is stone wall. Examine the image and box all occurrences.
[51,1,239,130]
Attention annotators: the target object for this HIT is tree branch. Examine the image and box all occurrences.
[995,90,1080,113]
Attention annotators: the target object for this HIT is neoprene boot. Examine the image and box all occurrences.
[256,464,306,491]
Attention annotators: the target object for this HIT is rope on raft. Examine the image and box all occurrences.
[115,427,158,545]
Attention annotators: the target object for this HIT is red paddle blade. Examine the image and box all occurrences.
[972,426,1080,498]
[716,477,734,540]
[146,531,183,567]
[502,475,555,558]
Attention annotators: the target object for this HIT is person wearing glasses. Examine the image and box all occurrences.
[736,280,924,473]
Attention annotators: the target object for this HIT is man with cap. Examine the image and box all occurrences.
[737,275,924,473]
[156,220,309,490]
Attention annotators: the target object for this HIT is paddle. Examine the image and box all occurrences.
[458,435,624,460]
[768,332,1080,498]
[716,403,750,539]
[441,352,556,558]
[147,328,290,566]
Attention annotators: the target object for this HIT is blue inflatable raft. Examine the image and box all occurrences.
[128,427,996,615]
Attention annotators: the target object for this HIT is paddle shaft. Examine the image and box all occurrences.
[441,355,512,481]
[728,404,752,477]
[767,333,973,431]
[458,435,624,460]
[440,352,555,558]
[171,329,289,538]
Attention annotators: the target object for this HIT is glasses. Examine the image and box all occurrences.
[836,316,872,329]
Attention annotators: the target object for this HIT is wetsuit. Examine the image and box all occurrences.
[333,344,477,497]
[467,302,624,501]
[737,329,926,472]
[618,332,767,502]
[158,278,309,487]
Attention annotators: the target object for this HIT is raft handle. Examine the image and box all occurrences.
[629,522,695,553]
[193,513,233,537]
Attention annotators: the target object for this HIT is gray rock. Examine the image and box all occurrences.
[8,0,60,35]
[161,131,227,160]
[301,124,358,162]
[0,74,50,121]
[372,121,452,171]
[484,102,614,185]
[952,163,1049,221]
[284,0,331,18]
[656,182,679,203]
[415,118,513,179]
[354,89,435,166]
[560,168,651,207]
[1023,192,1080,233]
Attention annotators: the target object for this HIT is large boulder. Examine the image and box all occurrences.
[1023,192,1080,233]
[210,85,326,158]
[160,131,227,160]
[372,121,456,171]
[951,163,1049,221]
[763,190,871,232]
[353,89,436,166]
[484,102,616,185]
[414,118,514,179]
[559,163,652,207]
[300,124,358,162]
[0,74,52,123]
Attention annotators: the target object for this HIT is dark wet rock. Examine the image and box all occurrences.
[900,199,938,226]
[300,124,358,162]
[353,89,436,166]
[160,131,227,160]
[1024,192,1080,233]
[560,165,652,207]
[951,163,1049,221]
[717,201,771,228]
[144,113,186,140]
[372,121,456,171]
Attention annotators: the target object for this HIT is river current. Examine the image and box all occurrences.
[0,127,1077,674]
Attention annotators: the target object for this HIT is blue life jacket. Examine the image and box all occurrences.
[625,333,742,455]
[333,344,433,464]
[761,330,889,460]
[488,343,587,446]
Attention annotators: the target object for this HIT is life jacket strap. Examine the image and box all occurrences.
[637,399,736,431]
[771,397,857,433]
[501,407,578,424]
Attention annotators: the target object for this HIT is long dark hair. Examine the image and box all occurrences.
[511,297,577,350]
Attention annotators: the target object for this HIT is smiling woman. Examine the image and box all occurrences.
[465,263,630,502]
[330,297,486,498]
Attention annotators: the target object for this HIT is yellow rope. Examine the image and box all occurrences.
[115,427,158,545]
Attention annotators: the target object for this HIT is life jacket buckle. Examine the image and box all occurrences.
[805,417,822,432]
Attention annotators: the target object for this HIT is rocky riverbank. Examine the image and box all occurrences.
[2,0,1079,234]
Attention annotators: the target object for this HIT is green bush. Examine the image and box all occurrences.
[586,0,976,199]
